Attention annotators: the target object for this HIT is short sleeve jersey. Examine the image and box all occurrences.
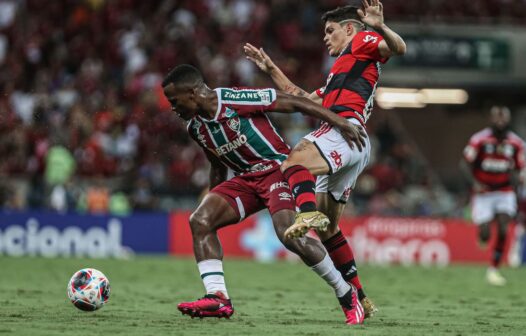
[316,31,388,125]
[463,128,525,192]
[187,88,290,175]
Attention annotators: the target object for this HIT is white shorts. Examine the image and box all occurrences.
[471,191,517,225]
[303,118,370,203]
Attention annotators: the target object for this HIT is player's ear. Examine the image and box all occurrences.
[345,22,354,36]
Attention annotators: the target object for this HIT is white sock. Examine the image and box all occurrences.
[311,254,351,298]
[197,259,229,298]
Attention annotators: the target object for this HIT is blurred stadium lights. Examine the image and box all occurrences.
[376,88,469,109]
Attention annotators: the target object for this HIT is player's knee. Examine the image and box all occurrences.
[280,159,295,173]
[495,213,511,226]
[189,212,212,236]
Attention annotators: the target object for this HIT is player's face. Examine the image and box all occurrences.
[163,83,198,120]
[324,21,351,56]
[490,106,511,131]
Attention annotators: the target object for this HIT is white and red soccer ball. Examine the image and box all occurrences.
[67,268,111,311]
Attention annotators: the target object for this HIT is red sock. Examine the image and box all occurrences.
[322,231,365,300]
[282,165,316,212]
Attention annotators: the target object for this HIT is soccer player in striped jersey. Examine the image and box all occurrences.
[244,0,406,317]
[162,64,368,324]
[462,106,526,286]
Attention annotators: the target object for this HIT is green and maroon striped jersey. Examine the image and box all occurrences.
[187,88,290,175]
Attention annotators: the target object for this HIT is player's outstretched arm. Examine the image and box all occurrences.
[244,43,321,104]
[358,0,406,57]
[273,91,366,151]
[204,150,228,190]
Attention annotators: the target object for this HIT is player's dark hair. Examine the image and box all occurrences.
[321,5,361,24]
[162,64,203,88]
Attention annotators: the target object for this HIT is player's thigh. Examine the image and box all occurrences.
[256,168,296,215]
[281,139,330,175]
[316,191,346,240]
[192,178,264,231]
[471,193,497,225]
[298,120,371,177]
[494,192,517,220]
[190,192,239,233]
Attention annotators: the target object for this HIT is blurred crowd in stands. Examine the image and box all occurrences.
[0,0,523,216]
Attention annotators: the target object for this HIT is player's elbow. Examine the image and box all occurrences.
[393,41,407,56]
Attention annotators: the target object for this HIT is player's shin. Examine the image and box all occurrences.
[310,253,351,297]
[322,231,366,300]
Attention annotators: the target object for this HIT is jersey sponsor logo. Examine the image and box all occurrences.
[484,144,495,154]
[196,134,207,146]
[215,134,248,156]
[270,181,289,192]
[330,150,343,169]
[257,90,271,104]
[363,34,379,44]
[497,144,514,157]
[225,107,236,118]
[278,192,292,201]
[320,73,334,95]
[227,117,240,132]
[223,89,270,102]
[481,158,511,172]
[192,119,202,130]
[250,163,274,173]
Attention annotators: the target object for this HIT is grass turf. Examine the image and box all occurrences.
[0,256,525,335]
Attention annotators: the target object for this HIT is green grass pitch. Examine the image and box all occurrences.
[1,256,525,335]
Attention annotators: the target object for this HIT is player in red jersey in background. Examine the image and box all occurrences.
[244,0,406,317]
[462,106,526,286]
[163,64,368,324]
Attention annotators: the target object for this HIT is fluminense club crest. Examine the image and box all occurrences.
[227,117,240,132]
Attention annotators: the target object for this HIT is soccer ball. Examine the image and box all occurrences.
[67,268,111,311]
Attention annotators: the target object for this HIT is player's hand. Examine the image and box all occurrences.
[357,0,384,30]
[339,122,367,152]
[244,43,277,74]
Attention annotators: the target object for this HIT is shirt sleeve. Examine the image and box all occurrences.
[463,137,480,163]
[515,141,526,170]
[315,87,325,99]
[219,88,277,117]
[352,31,388,63]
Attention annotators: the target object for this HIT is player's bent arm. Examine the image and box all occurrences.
[204,150,228,190]
[376,24,406,58]
[244,44,315,100]
[273,91,366,150]
[268,66,312,99]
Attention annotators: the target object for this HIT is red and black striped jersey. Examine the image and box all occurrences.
[187,88,290,176]
[316,31,388,125]
[463,128,525,192]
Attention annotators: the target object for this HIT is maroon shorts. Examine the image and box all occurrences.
[211,168,295,220]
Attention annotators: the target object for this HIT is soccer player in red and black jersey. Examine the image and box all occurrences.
[244,0,406,317]
[462,106,526,286]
